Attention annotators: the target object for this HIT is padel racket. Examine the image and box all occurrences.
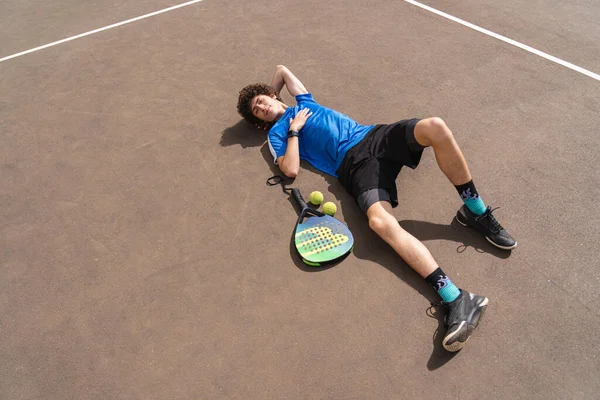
[268,176,354,267]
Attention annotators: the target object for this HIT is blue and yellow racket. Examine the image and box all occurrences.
[268,176,354,267]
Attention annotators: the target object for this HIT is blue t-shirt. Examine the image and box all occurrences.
[268,93,374,177]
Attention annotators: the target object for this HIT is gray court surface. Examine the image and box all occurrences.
[1,0,599,398]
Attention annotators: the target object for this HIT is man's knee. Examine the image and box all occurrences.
[367,206,397,234]
[418,117,453,145]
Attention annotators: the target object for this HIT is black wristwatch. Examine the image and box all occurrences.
[287,129,299,139]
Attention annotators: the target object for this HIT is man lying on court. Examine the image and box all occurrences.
[236,65,516,352]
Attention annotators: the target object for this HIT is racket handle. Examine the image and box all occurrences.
[291,188,308,210]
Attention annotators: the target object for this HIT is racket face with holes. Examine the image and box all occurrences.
[294,212,354,266]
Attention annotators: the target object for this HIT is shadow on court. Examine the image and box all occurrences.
[220,120,267,149]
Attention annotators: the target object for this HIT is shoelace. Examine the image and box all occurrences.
[474,206,503,233]
[427,301,449,327]
[427,301,446,317]
[427,302,439,318]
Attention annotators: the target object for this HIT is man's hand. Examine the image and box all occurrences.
[289,108,312,131]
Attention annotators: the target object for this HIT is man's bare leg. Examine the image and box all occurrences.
[413,117,517,250]
[413,117,471,186]
[366,200,438,278]
[365,197,488,352]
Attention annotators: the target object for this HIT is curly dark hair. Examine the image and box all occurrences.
[237,83,281,127]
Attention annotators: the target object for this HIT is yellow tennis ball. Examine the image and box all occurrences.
[309,191,324,205]
[322,201,337,216]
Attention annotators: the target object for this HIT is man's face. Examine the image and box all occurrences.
[250,94,284,122]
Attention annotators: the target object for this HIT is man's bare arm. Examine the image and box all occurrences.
[270,65,309,98]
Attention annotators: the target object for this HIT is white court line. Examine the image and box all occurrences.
[2,0,599,84]
[0,0,204,63]
[403,0,600,82]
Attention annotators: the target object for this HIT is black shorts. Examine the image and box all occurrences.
[336,118,425,213]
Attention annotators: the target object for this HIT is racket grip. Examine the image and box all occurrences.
[291,188,308,210]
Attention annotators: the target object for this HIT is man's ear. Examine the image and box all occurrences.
[270,93,277,99]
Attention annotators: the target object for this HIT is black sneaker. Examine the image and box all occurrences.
[442,290,489,352]
[456,205,517,250]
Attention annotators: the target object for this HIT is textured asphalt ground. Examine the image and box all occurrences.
[1,0,599,398]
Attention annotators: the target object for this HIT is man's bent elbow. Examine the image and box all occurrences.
[281,165,299,179]
[284,169,298,179]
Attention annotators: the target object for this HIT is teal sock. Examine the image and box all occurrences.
[464,196,486,215]
[455,180,487,215]
[438,282,461,303]
[425,268,460,303]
